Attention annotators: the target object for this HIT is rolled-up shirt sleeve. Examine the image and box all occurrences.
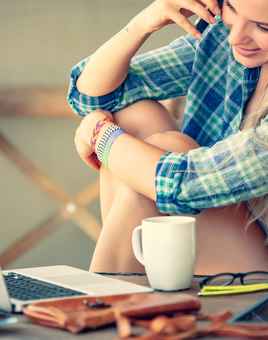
[67,35,197,116]
[156,118,268,215]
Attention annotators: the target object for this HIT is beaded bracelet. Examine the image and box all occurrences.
[102,129,124,167]
[96,124,119,158]
[96,124,124,167]
[90,117,112,149]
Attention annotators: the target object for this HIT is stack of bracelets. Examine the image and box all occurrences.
[92,118,124,168]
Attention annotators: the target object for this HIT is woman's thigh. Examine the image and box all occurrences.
[195,204,268,274]
[114,100,177,139]
[145,131,268,273]
[100,100,177,221]
[100,109,268,273]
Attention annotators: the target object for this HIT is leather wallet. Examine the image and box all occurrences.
[23,292,201,333]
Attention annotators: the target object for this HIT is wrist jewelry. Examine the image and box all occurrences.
[96,124,124,167]
[102,129,124,167]
[90,117,112,149]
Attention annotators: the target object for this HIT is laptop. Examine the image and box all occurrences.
[0,265,152,313]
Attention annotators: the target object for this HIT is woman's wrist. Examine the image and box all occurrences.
[90,117,113,150]
[95,122,125,167]
[94,122,115,151]
[126,15,153,38]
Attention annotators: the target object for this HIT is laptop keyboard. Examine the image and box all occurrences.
[4,272,84,301]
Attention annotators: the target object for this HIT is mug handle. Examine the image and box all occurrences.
[131,226,144,265]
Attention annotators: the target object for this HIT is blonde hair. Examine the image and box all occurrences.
[241,88,268,228]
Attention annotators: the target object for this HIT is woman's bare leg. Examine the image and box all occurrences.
[91,101,268,273]
[98,100,177,222]
[99,98,183,221]
[92,129,198,272]
[195,205,268,274]
[92,100,178,272]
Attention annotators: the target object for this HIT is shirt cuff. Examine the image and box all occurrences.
[155,151,200,215]
[67,58,123,116]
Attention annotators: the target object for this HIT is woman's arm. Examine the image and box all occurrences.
[68,35,197,116]
[110,121,268,215]
[76,19,151,97]
[76,0,219,97]
[106,130,199,201]
[75,111,268,215]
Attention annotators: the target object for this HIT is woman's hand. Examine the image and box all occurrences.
[74,110,113,170]
[132,0,221,38]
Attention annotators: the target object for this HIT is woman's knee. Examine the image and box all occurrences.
[114,100,177,140]
[145,130,199,152]
[116,131,199,202]
[101,121,199,216]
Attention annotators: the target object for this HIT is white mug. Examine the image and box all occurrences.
[132,216,196,291]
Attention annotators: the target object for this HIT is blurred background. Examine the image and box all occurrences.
[0,0,184,270]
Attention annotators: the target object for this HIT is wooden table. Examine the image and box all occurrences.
[1,274,267,340]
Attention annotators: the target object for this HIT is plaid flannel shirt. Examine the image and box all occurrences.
[68,21,268,224]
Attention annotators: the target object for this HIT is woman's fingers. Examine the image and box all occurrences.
[75,131,87,160]
[203,0,221,15]
[134,0,222,37]
[74,128,94,165]
[74,109,113,170]
[87,153,101,170]
[75,135,100,170]
[179,0,216,22]
[169,11,202,38]
[170,0,221,37]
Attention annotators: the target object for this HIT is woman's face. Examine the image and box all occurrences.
[222,0,268,68]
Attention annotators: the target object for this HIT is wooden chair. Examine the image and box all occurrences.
[0,87,101,267]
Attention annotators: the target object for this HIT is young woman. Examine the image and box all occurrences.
[69,0,268,274]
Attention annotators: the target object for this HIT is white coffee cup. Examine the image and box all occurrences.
[132,216,196,291]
